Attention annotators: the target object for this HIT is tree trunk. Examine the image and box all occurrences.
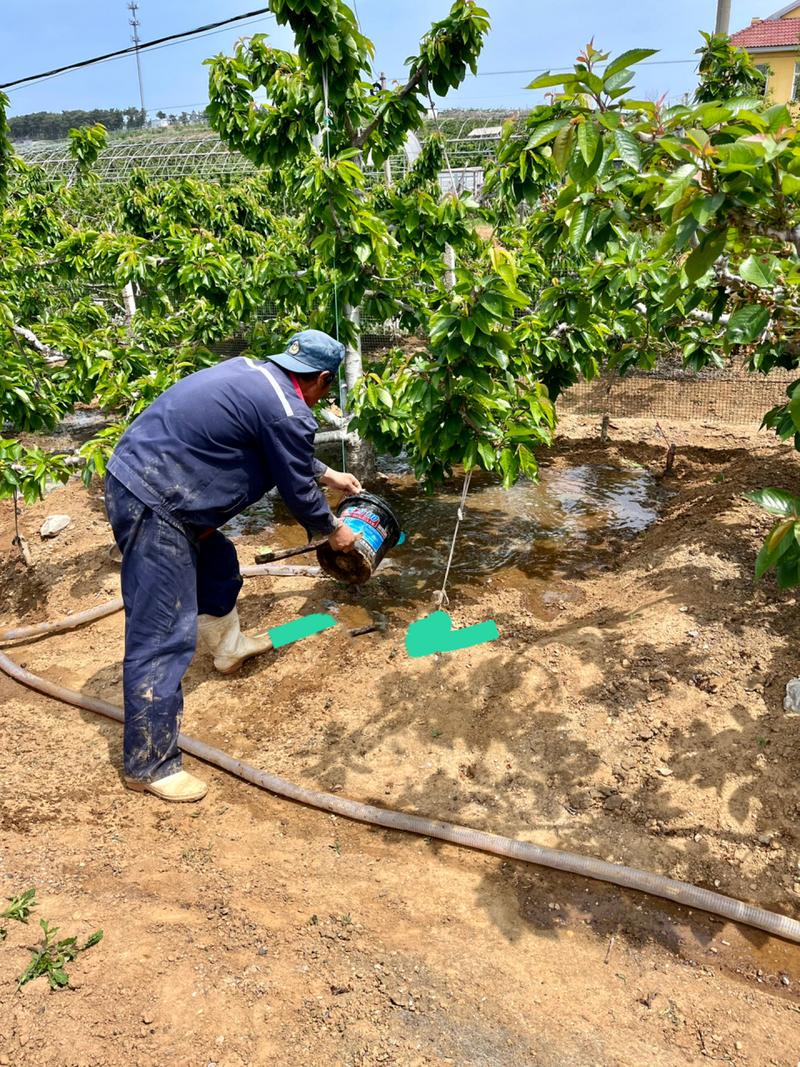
[343,303,363,392]
[122,282,137,323]
[341,303,375,476]
[444,244,456,291]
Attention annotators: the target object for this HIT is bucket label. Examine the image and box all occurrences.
[344,516,385,553]
[344,507,387,533]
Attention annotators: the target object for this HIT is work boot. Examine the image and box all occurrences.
[124,770,208,802]
[197,606,273,674]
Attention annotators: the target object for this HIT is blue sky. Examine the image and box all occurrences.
[1,0,788,119]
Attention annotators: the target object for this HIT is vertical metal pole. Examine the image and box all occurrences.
[128,2,146,118]
[380,73,393,187]
[714,0,731,35]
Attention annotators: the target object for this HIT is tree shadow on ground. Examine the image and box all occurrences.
[254,440,800,959]
[11,436,800,966]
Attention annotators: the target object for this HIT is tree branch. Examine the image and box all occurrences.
[352,63,428,150]
[11,325,68,365]
[689,308,731,326]
[362,289,415,314]
[737,220,800,255]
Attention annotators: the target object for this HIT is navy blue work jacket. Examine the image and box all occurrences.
[106,357,335,537]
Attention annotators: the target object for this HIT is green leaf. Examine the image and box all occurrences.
[604,70,634,95]
[460,318,476,344]
[689,193,725,226]
[776,550,800,588]
[726,304,769,345]
[552,124,576,174]
[81,930,104,950]
[754,518,794,579]
[526,72,576,90]
[657,176,694,211]
[462,439,478,470]
[739,254,780,288]
[684,228,727,282]
[746,488,800,517]
[716,140,763,170]
[481,292,507,318]
[526,118,569,149]
[477,440,496,469]
[578,120,600,165]
[569,206,590,248]
[603,49,658,81]
[781,173,800,196]
[614,129,641,170]
[790,391,800,431]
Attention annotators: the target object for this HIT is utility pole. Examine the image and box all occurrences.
[128,1,146,119]
[714,0,731,35]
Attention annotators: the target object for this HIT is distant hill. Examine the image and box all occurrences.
[9,107,207,142]
[10,105,529,145]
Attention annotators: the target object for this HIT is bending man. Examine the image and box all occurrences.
[105,329,360,803]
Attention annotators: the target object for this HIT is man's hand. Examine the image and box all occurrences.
[320,468,362,495]
[328,521,361,553]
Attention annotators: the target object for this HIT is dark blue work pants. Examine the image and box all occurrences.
[105,474,242,782]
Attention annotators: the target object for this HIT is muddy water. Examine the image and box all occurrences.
[378,460,658,579]
[224,458,661,606]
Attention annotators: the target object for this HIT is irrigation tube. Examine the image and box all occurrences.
[1,650,799,943]
[0,563,320,646]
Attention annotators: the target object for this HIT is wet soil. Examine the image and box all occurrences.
[1,416,800,1066]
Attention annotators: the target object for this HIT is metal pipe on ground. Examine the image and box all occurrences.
[0,646,799,944]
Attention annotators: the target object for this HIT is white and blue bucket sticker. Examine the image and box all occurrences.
[342,508,387,553]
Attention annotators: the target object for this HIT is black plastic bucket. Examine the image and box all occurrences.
[316,491,401,585]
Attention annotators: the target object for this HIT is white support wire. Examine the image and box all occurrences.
[434,470,473,608]
[321,63,348,475]
[426,95,476,607]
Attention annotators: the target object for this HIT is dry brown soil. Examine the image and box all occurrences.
[2,416,800,1067]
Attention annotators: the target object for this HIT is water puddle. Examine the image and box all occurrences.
[224,458,661,606]
[380,461,658,580]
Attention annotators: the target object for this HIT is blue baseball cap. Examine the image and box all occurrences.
[268,329,345,375]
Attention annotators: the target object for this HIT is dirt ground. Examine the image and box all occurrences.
[2,415,800,1067]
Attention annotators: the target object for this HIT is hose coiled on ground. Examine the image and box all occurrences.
[1,613,799,943]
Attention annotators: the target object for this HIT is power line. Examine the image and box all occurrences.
[1,7,275,91]
[476,59,697,75]
[385,58,698,83]
[4,15,274,97]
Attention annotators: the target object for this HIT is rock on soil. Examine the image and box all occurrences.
[39,514,71,539]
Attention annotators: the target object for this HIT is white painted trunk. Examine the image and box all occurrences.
[122,282,137,323]
[340,304,375,475]
[343,303,363,392]
[444,244,456,291]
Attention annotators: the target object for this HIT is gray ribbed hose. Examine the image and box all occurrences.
[0,631,799,943]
